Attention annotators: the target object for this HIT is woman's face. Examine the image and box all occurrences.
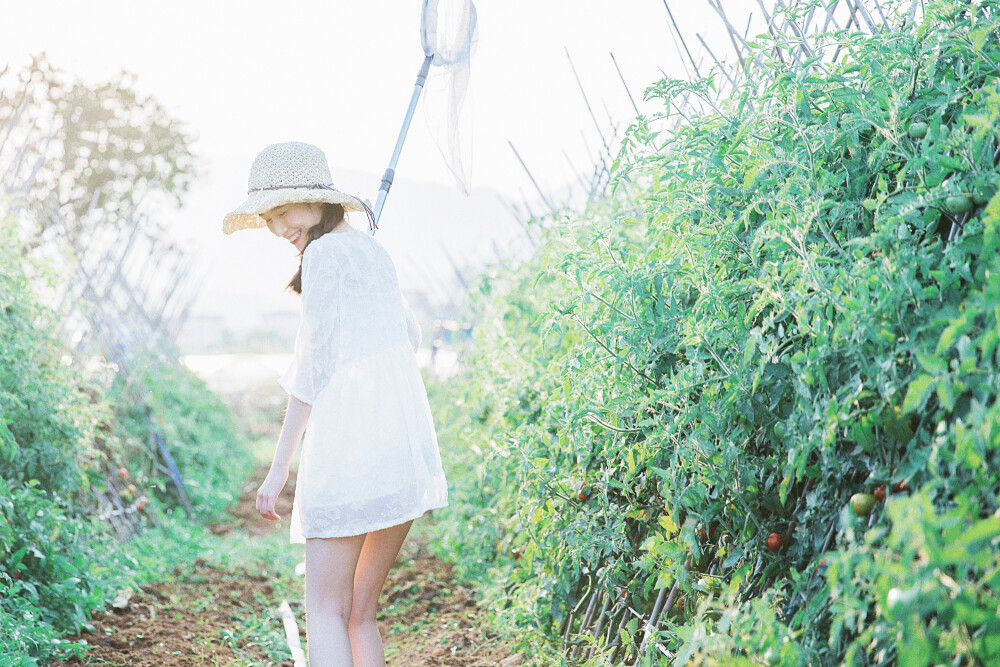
[261,202,322,253]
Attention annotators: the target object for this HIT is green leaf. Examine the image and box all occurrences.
[902,374,935,414]
[852,423,875,453]
[954,517,1000,550]
[936,378,956,411]
[915,353,947,375]
[970,26,990,52]
[936,317,966,354]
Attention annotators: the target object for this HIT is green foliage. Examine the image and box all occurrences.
[109,354,251,520]
[0,219,250,662]
[0,226,103,495]
[429,1,1000,663]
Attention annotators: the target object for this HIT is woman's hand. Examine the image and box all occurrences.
[256,466,289,521]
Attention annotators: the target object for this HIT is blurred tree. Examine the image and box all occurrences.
[0,53,195,250]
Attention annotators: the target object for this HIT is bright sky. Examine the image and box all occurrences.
[2,1,758,331]
[2,1,748,199]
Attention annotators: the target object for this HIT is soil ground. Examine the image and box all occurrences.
[51,368,516,666]
[51,466,514,666]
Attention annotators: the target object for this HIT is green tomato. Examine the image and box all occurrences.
[850,493,876,516]
[944,195,973,214]
[908,122,928,139]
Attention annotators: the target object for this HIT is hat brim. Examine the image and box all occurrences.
[222,187,368,235]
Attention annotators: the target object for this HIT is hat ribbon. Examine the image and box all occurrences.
[248,183,338,193]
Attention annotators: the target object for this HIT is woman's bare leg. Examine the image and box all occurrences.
[348,520,414,667]
[305,534,366,667]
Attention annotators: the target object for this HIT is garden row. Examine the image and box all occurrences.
[428,1,1000,664]
[0,222,251,665]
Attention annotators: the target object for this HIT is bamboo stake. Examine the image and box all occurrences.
[753,0,788,65]
[610,52,640,117]
[519,187,539,223]
[821,521,838,554]
[662,8,695,84]
[0,90,30,158]
[278,601,307,667]
[562,149,592,197]
[706,0,746,70]
[508,140,558,216]
[163,271,203,339]
[820,0,843,32]
[636,585,671,657]
[570,589,601,658]
[662,1,703,79]
[2,126,33,190]
[800,2,820,35]
[659,575,684,620]
[870,0,891,29]
[830,5,859,64]
[739,555,766,603]
[565,47,615,167]
[779,10,833,76]
[695,33,740,91]
[604,607,632,665]
[13,133,53,199]
[845,0,878,32]
[155,261,194,329]
[585,595,612,660]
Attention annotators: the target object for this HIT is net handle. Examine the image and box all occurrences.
[372,54,435,233]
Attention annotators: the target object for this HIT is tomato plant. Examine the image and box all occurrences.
[426,1,1000,664]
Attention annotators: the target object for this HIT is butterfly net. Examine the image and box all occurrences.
[420,0,477,195]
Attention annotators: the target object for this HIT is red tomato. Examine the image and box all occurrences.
[766,533,783,552]
[874,485,886,502]
[697,522,720,542]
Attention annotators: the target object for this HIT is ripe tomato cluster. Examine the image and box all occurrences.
[115,467,149,513]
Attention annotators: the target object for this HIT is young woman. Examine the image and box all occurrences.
[223,141,449,666]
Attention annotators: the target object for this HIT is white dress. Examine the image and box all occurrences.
[278,229,448,542]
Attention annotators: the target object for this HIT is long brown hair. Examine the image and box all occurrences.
[287,203,346,294]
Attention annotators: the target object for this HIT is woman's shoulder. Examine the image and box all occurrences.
[304,229,395,271]
[304,229,359,260]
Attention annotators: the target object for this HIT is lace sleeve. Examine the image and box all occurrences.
[402,294,422,352]
[279,244,341,404]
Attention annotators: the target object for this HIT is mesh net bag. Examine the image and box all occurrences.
[420,0,478,195]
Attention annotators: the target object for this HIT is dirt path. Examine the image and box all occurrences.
[223,466,516,666]
[50,368,516,666]
[51,463,514,667]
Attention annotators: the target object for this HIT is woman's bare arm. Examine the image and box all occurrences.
[256,394,312,521]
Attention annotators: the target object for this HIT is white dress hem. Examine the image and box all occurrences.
[290,498,449,543]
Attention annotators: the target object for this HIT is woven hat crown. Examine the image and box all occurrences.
[223,141,372,234]
[248,142,333,191]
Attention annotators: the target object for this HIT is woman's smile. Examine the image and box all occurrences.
[262,203,322,252]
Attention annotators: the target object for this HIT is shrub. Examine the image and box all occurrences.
[429,1,1000,663]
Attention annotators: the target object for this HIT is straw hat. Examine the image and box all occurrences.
[223,142,372,234]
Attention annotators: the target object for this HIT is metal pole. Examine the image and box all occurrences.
[372,54,435,232]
